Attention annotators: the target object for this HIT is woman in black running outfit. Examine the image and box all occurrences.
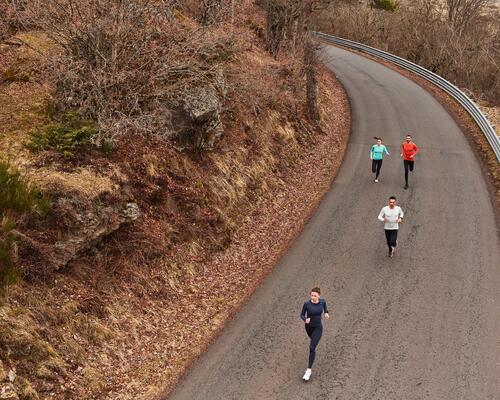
[300,287,329,381]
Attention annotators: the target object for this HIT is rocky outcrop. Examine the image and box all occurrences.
[51,200,140,268]
[15,197,140,275]
[179,84,224,151]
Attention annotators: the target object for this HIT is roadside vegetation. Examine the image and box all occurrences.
[0,1,350,399]
[0,161,49,286]
[314,0,500,105]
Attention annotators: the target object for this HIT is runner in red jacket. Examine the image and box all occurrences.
[401,134,419,189]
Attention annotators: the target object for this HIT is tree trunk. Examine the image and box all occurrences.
[304,35,320,122]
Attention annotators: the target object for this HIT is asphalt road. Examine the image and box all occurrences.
[166,45,500,400]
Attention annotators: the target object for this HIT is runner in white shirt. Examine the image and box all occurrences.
[378,196,404,257]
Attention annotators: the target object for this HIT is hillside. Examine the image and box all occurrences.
[0,1,350,399]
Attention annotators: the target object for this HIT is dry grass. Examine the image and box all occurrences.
[0,32,120,199]
[0,32,55,158]
[0,2,350,400]
[30,169,119,200]
[478,103,500,136]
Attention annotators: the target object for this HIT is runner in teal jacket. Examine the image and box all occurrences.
[370,137,389,182]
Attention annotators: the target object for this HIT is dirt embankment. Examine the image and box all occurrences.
[0,3,350,400]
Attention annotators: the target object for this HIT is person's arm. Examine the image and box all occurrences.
[398,207,404,223]
[300,302,308,322]
[378,208,386,222]
[370,145,374,160]
[412,143,419,157]
[322,300,330,320]
[401,143,404,157]
[384,145,390,156]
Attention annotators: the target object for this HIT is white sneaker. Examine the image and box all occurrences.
[375,179,379,183]
[303,369,311,381]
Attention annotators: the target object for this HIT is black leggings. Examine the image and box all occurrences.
[404,160,414,185]
[305,324,323,368]
[372,159,383,178]
[385,229,398,251]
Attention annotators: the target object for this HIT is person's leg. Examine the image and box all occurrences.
[303,324,313,378]
[386,230,398,256]
[385,229,392,252]
[305,324,313,338]
[391,229,398,257]
[392,230,398,247]
[392,230,399,254]
[404,160,409,186]
[372,159,377,174]
[375,160,382,179]
[409,160,414,172]
[308,325,323,369]
[387,230,396,247]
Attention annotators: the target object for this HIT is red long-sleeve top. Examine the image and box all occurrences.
[401,142,419,161]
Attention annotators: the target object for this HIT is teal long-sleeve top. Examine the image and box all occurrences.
[370,144,389,160]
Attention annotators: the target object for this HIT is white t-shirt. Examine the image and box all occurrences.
[378,206,404,230]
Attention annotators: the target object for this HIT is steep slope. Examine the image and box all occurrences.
[0,2,350,399]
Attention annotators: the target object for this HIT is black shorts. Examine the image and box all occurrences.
[404,160,414,171]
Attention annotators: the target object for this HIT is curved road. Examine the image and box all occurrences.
[166,45,499,400]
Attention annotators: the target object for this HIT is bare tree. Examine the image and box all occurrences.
[265,0,300,56]
[265,0,331,120]
[199,0,233,25]
[301,0,324,122]
[315,0,499,103]
[446,0,492,34]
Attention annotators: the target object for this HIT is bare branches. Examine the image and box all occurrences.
[3,0,234,146]
[265,1,301,56]
[264,0,322,120]
[446,0,492,35]
[316,0,499,104]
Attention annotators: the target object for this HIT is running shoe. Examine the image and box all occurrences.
[388,249,392,257]
[404,184,409,190]
[375,179,379,183]
[303,369,311,381]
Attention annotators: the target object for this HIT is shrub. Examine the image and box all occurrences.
[0,218,19,286]
[0,161,49,286]
[25,0,231,145]
[27,111,97,158]
[317,1,499,104]
[4,1,233,150]
[246,18,265,40]
[372,0,397,12]
[0,0,37,41]
[0,161,48,215]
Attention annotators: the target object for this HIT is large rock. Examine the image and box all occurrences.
[183,86,222,122]
[15,198,140,274]
[51,200,140,268]
[180,85,224,150]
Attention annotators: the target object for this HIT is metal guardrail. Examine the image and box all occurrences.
[314,32,500,162]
